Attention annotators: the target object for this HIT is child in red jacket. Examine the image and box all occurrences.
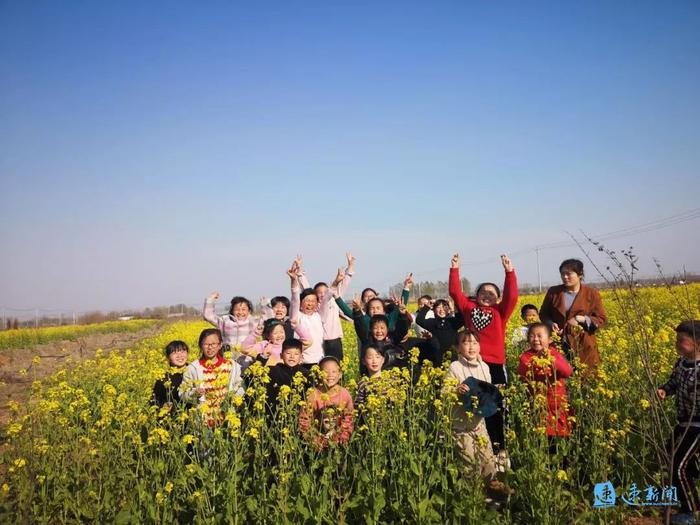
[449,253,518,454]
[518,323,573,446]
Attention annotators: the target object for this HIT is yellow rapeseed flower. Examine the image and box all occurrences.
[7,423,22,437]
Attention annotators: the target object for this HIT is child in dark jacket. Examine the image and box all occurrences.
[353,308,410,349]
[153,340,190,411]
[336,273,412,337]
[415,299,464,363]
[266,338,310,409]
[657,320,700,524]
[353,312,410,374]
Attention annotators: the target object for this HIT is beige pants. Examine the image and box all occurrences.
[453,421,497,482]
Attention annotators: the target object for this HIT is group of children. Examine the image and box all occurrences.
[150,252,700,522]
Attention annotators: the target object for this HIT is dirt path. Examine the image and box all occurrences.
[0,323,164,427]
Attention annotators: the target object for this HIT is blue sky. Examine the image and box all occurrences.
[1,1,699,313]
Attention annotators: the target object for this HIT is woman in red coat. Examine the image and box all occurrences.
[539,258,607,370]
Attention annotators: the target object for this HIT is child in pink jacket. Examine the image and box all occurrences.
[240,318,312,366]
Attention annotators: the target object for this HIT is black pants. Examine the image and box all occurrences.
[485,361,507,453]
[323,338,343,361]
[670,425,700,513]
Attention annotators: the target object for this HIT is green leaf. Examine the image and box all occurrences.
[245,497,257,513]
[114,508,132,525]
[296,497,311,519]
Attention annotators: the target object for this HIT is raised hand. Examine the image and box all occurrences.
[398,297,407,314]
[209,292,220,301]
[403,272,414,288]
[294,254,304,271]
[501,254,514,272]
[346,251,356,268]
[451,254,460,268]
[287,263,299,282]
[351,294,363,311]
[333,267,345,287]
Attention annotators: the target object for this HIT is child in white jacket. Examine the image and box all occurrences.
[445,330,497,483]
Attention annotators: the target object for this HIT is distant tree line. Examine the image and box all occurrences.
[2,304,201,330]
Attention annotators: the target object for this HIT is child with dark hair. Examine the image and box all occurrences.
[180,328,245,427]
[517,323,573,442]
[415,298,464,363]
[521,304,539,322]
[266,338,310,409]
[657,320,700,524]
[354,311,409,348]
[335,274,412,340]
[355,344,386,407]
[361,287,378,304]
[354,309,411,372]
[510,304,540,348]
[413,295,434,338]
[449,253,518,453]
[203,292,258,368]
[260,295,296,340]
[241,318,312,366]
[299,356,353,449]
[152,340,190,409]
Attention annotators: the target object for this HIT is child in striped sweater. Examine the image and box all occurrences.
[180,328,245,427]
